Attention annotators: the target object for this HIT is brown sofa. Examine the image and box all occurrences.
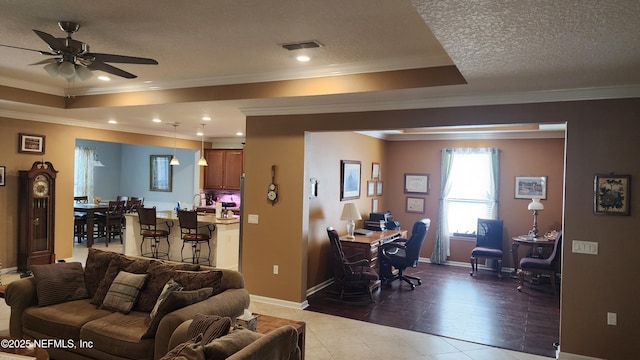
[4,249,250,360]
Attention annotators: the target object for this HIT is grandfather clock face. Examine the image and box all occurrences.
[33,174,50,197]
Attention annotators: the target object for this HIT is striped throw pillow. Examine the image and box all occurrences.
[101,271,148,314]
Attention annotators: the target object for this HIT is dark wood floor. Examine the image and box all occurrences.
[306,263,559,358]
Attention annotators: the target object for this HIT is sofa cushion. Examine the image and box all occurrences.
[134,261,200,312]
[149,279,183,321]
[23,299,112,341]
[84,248,122,298]
[101,271,148,314]
[31,262,89,306]
[91,257,153,306]
[203,328,263,360]
[80,311,154,360]
[142,288,213,339]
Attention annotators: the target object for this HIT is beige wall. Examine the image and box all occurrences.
[243,98,640,359]
[0,118,200,268]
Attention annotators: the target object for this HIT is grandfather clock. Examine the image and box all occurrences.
[18,161,57,271]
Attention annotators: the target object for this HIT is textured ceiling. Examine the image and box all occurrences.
[1,1,639,139]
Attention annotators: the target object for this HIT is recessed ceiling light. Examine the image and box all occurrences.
[98,75,110,81]
[236,131,244,136]
[202,116,211,121]
[108,120,117,124]
[296,55,310,62]
[152,118,162,123]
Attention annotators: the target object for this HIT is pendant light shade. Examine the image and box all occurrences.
[170,123,180,166]
[198,123,208,166]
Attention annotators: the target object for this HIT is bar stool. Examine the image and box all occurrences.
[177,210,215,265]
[137,206,172,259]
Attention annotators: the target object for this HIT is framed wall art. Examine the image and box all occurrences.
[150,155,173,192]
[376,181,383,196]
[515,176,547,199]
[371,162,380,180]
[594,174,631,215]
[0,166,5,186]
[371,198,379,213]
[18,133,45,154]
[406,197,425,213]
[340,160,361,200]
[404,173,429,194]
[367,180,376,197]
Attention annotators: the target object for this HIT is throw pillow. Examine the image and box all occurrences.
[91,257,152,305]
[172,270,223,294]
[84,248,121,298]
[187,314,232,345]
[31,262,89,306]
[134,261,200,312]
[101,271,148,314]
[149,279,183,321]
[160,334,205,360]
[203,328,263,360]
[142,287,213,339]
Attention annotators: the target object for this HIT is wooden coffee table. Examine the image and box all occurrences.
[255,314,306,360]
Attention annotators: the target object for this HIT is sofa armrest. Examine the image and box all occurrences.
[154,287,250,360]
[228,325,300,360]
[4,277,38,338]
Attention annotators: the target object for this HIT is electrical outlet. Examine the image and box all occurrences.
[572,240,598,255]
[273,265,279,275]
[607,312,617,326]
[248,214,259,224]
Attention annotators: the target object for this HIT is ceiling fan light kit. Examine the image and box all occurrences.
[0,21,158,81]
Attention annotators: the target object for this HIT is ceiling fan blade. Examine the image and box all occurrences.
[86,53,158,65]
[0,43,57,56]
[33,29,66,51]
[29,58,59,66]
[88,61,137,79]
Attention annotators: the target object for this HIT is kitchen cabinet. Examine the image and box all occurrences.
[204,149,244,190]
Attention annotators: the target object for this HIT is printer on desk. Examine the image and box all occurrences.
[365,211,400,231]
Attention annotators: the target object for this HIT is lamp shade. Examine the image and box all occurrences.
[340,203,362,221]
[528,198,544,211]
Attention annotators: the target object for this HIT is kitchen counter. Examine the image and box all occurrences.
[123,212,240,269]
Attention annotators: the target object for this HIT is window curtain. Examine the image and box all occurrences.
[430,147,500,264]
[74,147,95,201]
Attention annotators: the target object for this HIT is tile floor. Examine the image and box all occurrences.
[0,242,553,359]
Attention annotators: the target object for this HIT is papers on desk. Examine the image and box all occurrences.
[517,235,548,241]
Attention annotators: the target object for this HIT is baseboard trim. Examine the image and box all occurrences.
[250,294,309,310]
[418,257,515,274]
[0,266,17,275]
[558,351,604,360]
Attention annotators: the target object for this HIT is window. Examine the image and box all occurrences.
[74,147,96,200]
[444,148,499,235]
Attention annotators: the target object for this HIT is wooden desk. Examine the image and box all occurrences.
[511,236,555,275]
[74,203,109,248]
[255,314,306,360]
[339,229,408,284]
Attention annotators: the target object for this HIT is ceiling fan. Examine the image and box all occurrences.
[0,21,158,81]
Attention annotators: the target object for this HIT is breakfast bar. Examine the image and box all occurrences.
[124,211,240,269]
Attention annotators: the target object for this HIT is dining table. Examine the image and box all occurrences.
[74,203,109,247]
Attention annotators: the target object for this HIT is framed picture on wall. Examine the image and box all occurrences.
[376,181,383,196]
[515,176,547,199]
[372,198,379,213]
[0,166,5,186]
[367,180,376,197]
[150,155,173,192]
[406,197,425,213]
[594,174,631,215]
[404,173,429,194]
[340,160,361,200]
[372,162,380,180]
[18,133,45,154]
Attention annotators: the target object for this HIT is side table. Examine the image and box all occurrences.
[255,314,306,360]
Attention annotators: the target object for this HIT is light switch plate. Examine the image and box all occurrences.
[572,240,598,255]
[248,214,259,224]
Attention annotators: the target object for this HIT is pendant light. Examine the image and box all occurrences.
[197,123,209,166]
[170,123,180,166]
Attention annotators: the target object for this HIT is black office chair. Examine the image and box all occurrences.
[518,231,563,294]
[470,218,504,278]
[379,218,431,290]
[327,227,379,301]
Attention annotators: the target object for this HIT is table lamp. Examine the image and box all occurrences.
[527,198,544,238]
[340,203,362,239]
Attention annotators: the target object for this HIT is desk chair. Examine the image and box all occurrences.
[137,206,171,259]
[327,227,379,301]
[379,218,431,290]
[470,218,504,278]
[177,210,215,265]
[518,231,562,294]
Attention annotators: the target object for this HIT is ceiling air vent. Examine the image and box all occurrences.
[280,40,323,51]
